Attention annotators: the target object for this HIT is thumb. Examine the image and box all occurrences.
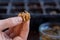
[0,17,22,31]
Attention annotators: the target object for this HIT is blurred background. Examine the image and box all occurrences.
[0,0,60,40]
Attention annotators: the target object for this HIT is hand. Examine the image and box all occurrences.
[0,17,30,40]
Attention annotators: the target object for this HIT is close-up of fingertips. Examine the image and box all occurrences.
[11,17,22,25]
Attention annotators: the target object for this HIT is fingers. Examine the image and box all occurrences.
[9,24,23,38]
[6,11,30,39]
[19,20,30,40]
[4,28,13,36]
[0,32,23,40]
[0,17,22,31]
[0,32,12,40]
[13,20,30,40]
[13,36,23,40]
[10,20,30,40]
[12,11,30,39]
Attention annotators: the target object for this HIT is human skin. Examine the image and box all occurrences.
[0,16,30,40]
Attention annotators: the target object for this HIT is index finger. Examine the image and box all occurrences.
[0,17,22,31]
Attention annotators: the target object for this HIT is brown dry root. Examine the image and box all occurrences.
[8,11,30,38]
